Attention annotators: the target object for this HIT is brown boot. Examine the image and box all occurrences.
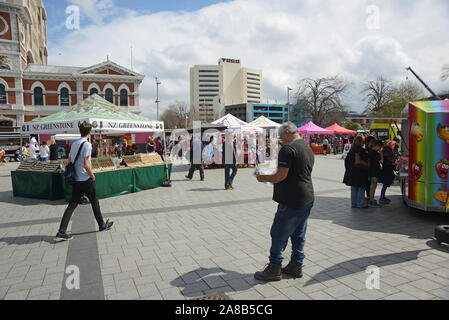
[281,260,303,278]
[254,264,282,282]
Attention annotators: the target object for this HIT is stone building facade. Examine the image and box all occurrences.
[0,0,144,131]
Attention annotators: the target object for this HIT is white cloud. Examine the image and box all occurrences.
[49,0,449,119]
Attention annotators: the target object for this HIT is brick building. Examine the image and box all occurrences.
[0,0,144,132]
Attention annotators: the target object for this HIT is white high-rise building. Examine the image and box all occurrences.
[190,58,262,123]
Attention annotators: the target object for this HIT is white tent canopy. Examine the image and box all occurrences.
[249,115,281,128]
[212,113,263,134]
[20,94,164,135]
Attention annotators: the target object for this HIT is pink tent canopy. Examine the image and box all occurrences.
[325,123,357,135]
[298,121,334,144]
[298,121,334,135]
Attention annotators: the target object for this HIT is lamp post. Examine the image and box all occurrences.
[155,77,161,120]
[287,87,293,122]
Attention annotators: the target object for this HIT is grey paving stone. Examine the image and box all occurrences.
[383,292,418,300]
[308,291,335,300]
[3,289,29,300]
[324,283,355,298]
[107,289,140,300]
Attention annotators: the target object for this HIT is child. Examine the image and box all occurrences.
[379,141,396,204]
[367,139,382,208]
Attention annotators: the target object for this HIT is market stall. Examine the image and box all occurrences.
[12,94,171,201]
[249,116,281,130]
[324,123,357,135]
[212,114,263,134]
[298,121,334,154]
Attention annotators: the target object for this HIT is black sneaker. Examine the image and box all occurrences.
[254,264,282,282]
[185,175,192,180]
[225,185,230,190]
[281,260,303,278]
[54,231,73,242]
[99,219,114,232]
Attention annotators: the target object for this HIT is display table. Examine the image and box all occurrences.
[12,171,65,200]
[310,144,331,154]
[11,163,172,202]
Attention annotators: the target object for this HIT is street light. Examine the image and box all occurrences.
[287,87,293,122]
[155,77,161,120]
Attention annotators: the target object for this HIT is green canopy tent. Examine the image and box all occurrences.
[20,94,164,135]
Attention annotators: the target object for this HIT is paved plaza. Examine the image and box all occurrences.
[1,155,449,300]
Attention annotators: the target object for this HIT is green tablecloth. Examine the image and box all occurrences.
[11,164,172,202]
[11,171,65,200]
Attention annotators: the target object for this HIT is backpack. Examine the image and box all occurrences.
[64,142,86,186]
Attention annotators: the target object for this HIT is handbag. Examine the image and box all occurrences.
[64,142,86,186]
[354,151,370,171]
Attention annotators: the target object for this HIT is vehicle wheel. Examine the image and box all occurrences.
[4,156,10,162]
[434,225,449,245]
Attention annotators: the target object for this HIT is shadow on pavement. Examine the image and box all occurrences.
[313,195,449,240]
[0,235,56,245]
[305,249,430,286]
[171,267,269,298]
[0,191,66,206]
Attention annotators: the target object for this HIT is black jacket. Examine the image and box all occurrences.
[343,146,369,188]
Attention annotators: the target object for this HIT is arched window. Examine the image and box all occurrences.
[120,89,128,106]
[90,88,98,96]
[60,87,70,106]
[0,84,7,104]
[105,88,114,103]
[33,87,43,106]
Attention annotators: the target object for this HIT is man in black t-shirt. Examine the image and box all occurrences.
[254,122,315,281]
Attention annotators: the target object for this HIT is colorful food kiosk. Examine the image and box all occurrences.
[401,100,449,213]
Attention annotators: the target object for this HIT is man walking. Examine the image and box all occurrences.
[186,136,204,181]
[55,122,113,241]
[223,136,238,190]
[254,122,315,281]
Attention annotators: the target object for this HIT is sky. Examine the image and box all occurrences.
[44,0,449,119]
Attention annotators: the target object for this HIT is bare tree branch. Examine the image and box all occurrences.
[294,76,350,126]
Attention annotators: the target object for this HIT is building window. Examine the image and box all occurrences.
[0,84,7,104]
[199,70,219,73]
[105,88,114,103]
[198,74,219,78]
[60,88,70,106]
[33,87,44,106]
[199,80,219,83]
[90,88,98,96]
[120,89,128,106]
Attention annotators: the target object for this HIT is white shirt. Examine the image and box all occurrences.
[29,143,39,159]
[39,145,49,158]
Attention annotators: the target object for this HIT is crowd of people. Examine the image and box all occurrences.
[310,135,352,155]
[343,135,400,208]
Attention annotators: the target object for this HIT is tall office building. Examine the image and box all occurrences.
[190,58,262,123]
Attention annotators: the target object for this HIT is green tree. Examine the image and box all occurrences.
[343,120,362,131]
[382,81,425,116]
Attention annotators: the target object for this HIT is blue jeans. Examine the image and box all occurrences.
[351,186,366,207]
[40,157,48,163]
[269,202,313,266]
[224,164,237,186]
